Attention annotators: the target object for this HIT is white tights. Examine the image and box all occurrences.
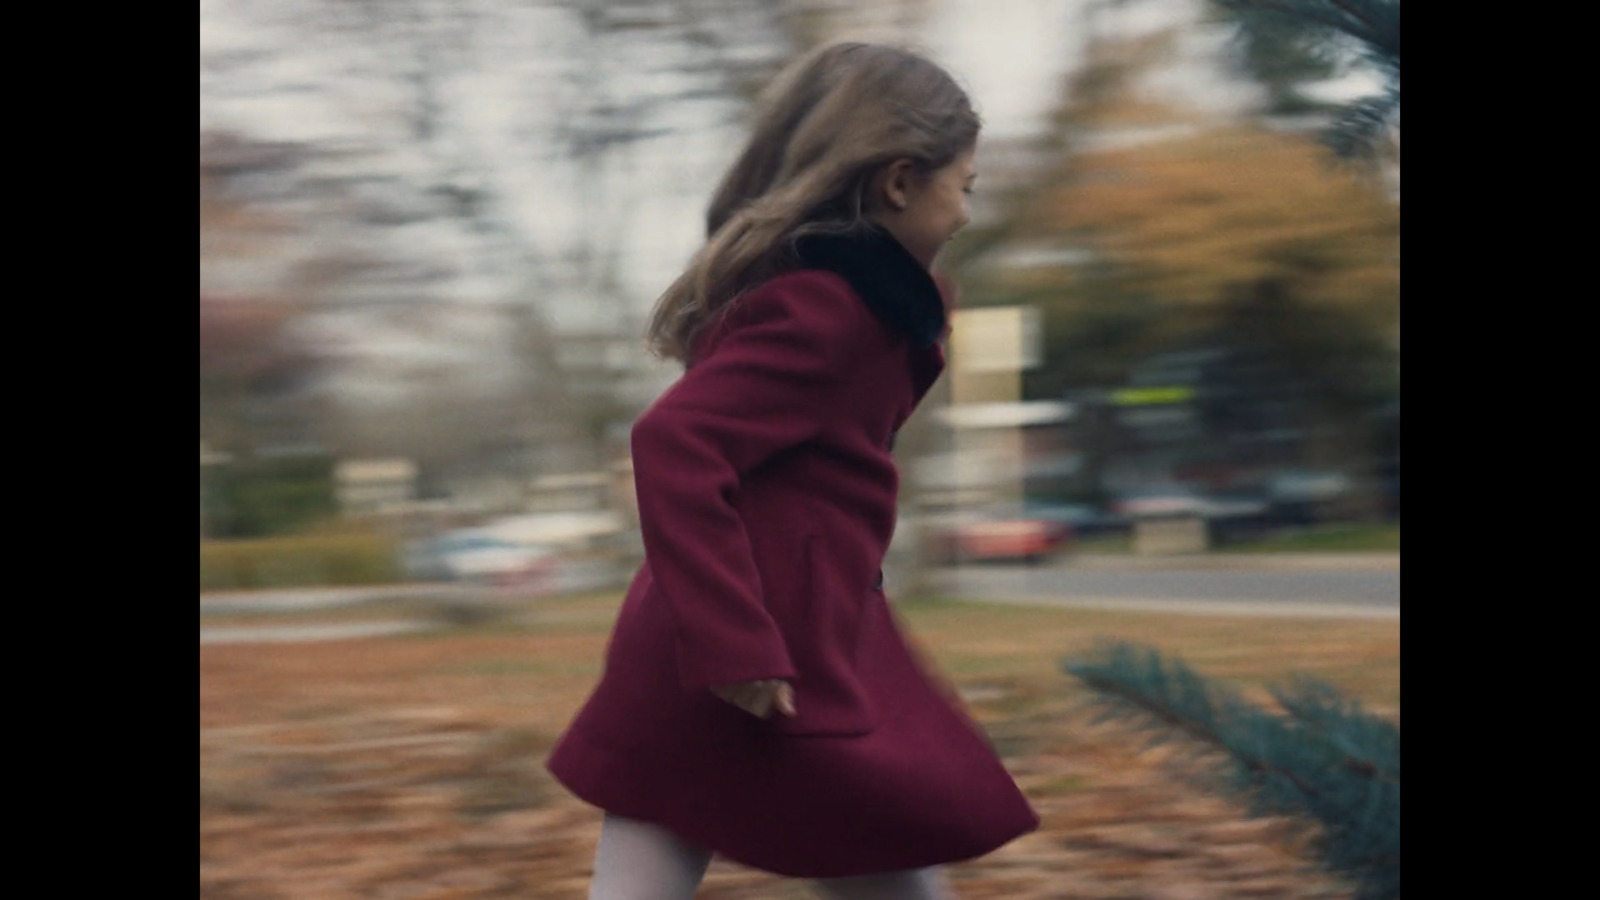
[589,813,954,899]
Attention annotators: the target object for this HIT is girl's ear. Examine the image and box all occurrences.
[873,159,916,213]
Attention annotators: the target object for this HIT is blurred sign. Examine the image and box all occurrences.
[1111,386,1195,406]
[335,458,419,517]
[952,306,1041,372]
[937,400,1076,429]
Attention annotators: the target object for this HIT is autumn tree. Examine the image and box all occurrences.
[1043,126,1398,326]
[199,295,323,457]
[950,24,1398,502]
[1059,127,1396,477]
[200,294,339,537]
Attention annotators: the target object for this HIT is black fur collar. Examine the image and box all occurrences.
[792,224,947,348]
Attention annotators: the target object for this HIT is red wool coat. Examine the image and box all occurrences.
[546,230,1039,878]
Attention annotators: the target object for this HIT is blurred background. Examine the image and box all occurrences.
[201,5,1399,895]
[199,0,1399,597]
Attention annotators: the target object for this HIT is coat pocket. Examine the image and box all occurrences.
[768,534,877,737]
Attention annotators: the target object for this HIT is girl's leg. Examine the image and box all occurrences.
[588,813,714,900]
[813,867,954,900]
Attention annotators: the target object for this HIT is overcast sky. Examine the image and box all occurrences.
[201,0,1384,408]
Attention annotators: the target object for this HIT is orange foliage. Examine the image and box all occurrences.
[1035,127,1398,327]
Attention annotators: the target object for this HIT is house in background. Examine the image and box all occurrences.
[334,458,418,518]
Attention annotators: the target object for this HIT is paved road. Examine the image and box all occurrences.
[200,583,478,613]
[926,554,1398,620]
[200,554,1400,645]
[200,621,434,645]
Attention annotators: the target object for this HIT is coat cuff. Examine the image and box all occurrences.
[675,628,799,693]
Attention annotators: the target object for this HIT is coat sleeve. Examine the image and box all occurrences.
[629,274,867,692]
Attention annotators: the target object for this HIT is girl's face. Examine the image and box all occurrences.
[872,147,977,269]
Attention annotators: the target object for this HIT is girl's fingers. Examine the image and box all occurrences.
[714,679,794,719]
[749,690,773,718]
[745,681,773,717]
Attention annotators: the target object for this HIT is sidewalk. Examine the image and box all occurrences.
[958,592,1400,621]
[200,554,1400,643]
[199,553,1400,608]
[202,556,631,609]
[1062,552,1399,573]
[201,621,435,645]
[200,583,478,612]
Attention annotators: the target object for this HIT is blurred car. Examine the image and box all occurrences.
[404,530,559,589]
[1110,485,1275,545]
[1266,469,1355,526]
[1111,485,1198,520]
[1021,501,1129,539]
[1376,457,1400,520]
[481,511,625,551]
[1112,485,1270,519]
[925,511,1074,565]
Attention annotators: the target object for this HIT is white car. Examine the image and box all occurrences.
[1113,486,1270,521]
[406,530,558,589]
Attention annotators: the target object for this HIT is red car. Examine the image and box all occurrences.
[927,514,1074,565]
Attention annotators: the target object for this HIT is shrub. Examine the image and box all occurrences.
[206,455,337,538]
[200,531,402,592]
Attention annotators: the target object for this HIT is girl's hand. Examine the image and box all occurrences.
[712,679,796,720]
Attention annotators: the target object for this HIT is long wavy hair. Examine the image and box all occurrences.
[646,42,981,361]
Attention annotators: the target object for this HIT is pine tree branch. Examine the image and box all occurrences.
[1070,652,1399,789]
[1222,0,1365,37]
[1211,0,1398,159]
[1326,0,1377,30]
[1065,642,1400,899]
[1072,670,1333,802]
[1337,757,1396,784]
[1271,678,1400,781]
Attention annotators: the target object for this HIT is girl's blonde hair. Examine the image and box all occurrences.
[647,42,980,361]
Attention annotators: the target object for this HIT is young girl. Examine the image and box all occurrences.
[546,41,1039,898]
